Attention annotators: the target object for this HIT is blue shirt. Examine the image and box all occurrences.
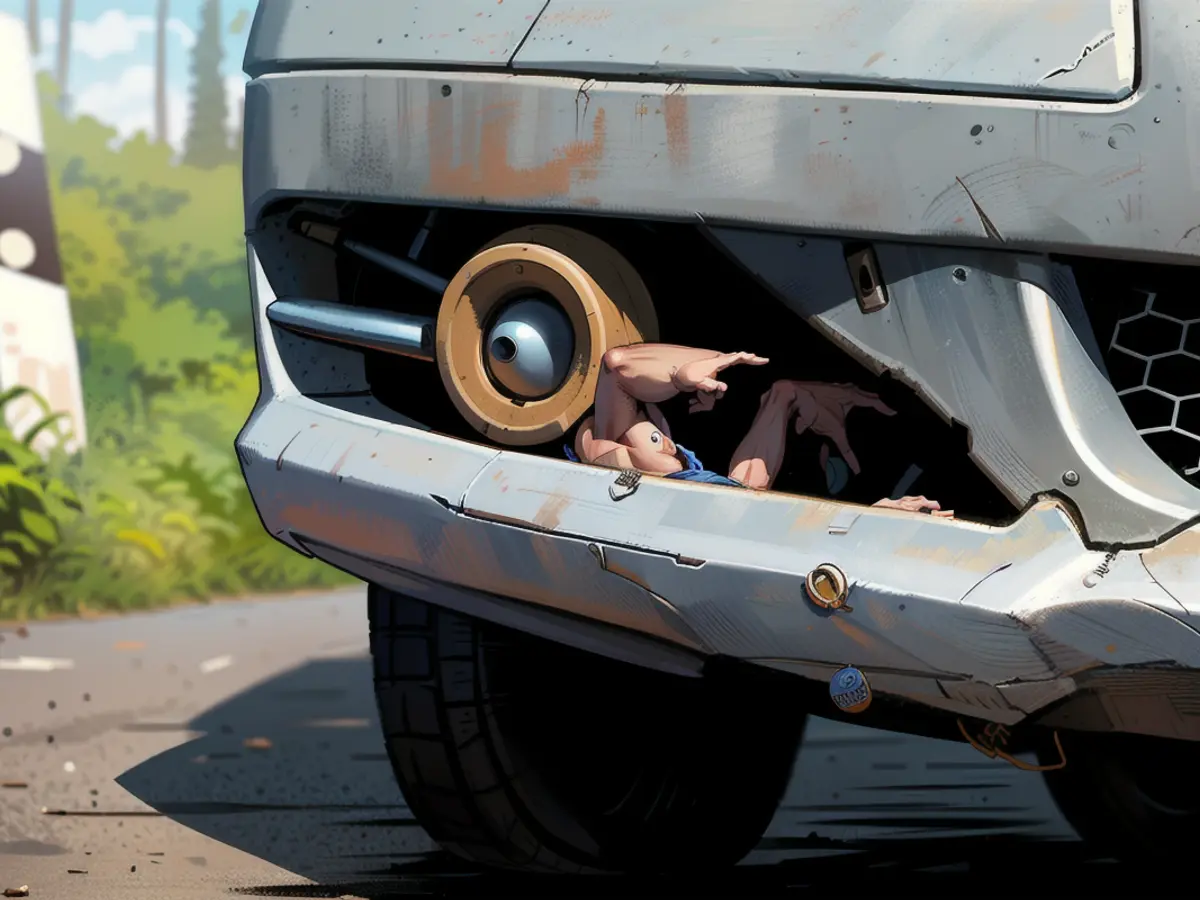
[563,442,744,487]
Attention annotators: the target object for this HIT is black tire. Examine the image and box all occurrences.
[367,583,807,874]
[1039,729,1200,860]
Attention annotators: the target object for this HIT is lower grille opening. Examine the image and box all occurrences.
[1070,257,1200,486]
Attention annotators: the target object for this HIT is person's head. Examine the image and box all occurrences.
[575,417,684,474]
[617,420,683,473]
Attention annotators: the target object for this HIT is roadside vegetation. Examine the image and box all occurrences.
[0,76,352,621]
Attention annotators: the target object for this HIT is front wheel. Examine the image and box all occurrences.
[1039,730,1200,860]
[367,583,807,874]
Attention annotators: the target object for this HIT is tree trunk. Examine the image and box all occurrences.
[26,0,39,55]
[155,0,169,145]
[55,0,73,112]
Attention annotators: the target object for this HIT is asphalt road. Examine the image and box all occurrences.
[0,588,1144,899]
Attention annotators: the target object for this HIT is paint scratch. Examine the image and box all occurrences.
[955,176,1005,242]
[1042,30,1116,81]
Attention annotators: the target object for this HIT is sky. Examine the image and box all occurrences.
[0,0,256,152]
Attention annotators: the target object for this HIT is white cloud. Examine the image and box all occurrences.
[74,64,188,152]
[70,67,248,156]
[73,10,152,59]
[38,11,195,62]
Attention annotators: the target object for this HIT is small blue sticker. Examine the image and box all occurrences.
[830,665,872,713]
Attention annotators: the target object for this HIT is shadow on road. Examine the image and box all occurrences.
[231,840,1141,898]
[117,656,1125,897]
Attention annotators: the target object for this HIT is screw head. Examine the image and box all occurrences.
[1062,470,1080,487]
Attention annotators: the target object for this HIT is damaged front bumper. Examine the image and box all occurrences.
[237,249,1200,744]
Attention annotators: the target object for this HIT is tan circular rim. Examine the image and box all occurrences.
[481,225,659,345]
[436,242,634,446]
[805,563,848,610]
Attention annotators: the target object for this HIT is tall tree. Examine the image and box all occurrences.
[55,0,73,112]
[155,0,169,145]
[233,93,244,161]
[182,0,233,168]
[228,4,249,160]
[25,0,39,55]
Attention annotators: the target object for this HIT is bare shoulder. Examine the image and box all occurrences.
[575,415,635,469]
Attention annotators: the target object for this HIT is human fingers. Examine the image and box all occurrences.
[856,394,897,416]
[826,384,895,417]
[817,419,861,474]
[717,351,770,371]
[696,378,728,395]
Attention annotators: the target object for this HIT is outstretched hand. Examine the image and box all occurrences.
[674,351,770,414]
[873,495,955,518]
[791,382,896,474]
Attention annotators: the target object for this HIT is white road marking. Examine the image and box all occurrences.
[198,654,233,674]
[0,656,75,671]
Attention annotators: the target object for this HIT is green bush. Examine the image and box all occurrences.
[0,77,353,621]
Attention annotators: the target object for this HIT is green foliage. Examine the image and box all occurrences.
[0,388,81,586]
[0,75,353,621]
[183,0,237,169]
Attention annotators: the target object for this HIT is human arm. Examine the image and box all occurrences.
[593,343,769,440]
[784,382,953,515]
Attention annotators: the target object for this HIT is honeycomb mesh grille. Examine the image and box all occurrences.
[1106,289,1200,481]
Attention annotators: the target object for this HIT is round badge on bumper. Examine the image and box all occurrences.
[830,665,872,714]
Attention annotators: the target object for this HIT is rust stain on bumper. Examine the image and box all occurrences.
[427,94,607,200]
[891,513,1064,574]
[663,91,690,168]
[533,490,573,530]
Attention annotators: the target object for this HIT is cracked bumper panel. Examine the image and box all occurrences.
[239,240,1200,735]
[235,245,711,663]
[513,0,1136,101]
[238,261,1200,740]
[1143,524,1200,613]
[454,455,1200,740]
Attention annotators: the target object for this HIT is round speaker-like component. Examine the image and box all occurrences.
[485,296,576,401]
[436,226,658,446]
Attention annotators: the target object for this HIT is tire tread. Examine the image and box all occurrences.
[371,587,589,874]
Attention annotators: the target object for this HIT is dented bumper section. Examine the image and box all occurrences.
[238,236,1200,740]
[238,392,1200,739]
